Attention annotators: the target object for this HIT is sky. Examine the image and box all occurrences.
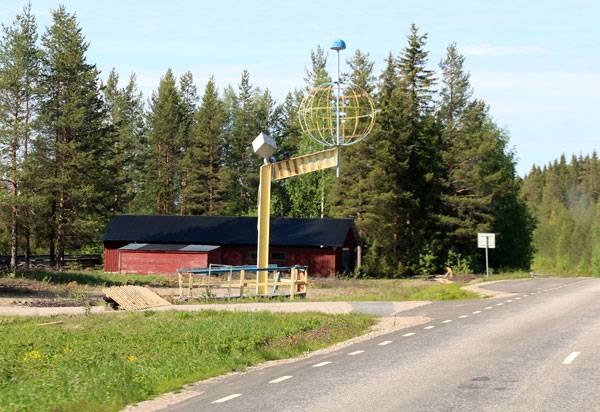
[2,0,599,176]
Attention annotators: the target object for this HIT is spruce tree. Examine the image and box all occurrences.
[330,49,376,224]
[283,46,332,218]
[270,90,303,215]
[363,25,445,275]
[187,76,225,215]
[145,68,182,214]
[177,71,198,214]
[221,71,264,214]
[103,69,146,213]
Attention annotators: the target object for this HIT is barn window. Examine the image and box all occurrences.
[271,252,287,261]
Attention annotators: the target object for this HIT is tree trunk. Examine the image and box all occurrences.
[24,98,31,269]
[208,145,214,214]
[49,200,56,267]
[25,226,30,269]
[56,189,65,270]
[10,99,20,273]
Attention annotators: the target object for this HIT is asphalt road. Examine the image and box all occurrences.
[163,278,600,412]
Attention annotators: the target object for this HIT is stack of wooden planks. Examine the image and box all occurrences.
[103,285,172,310]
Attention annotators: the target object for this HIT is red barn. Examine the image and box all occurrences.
[101,215,358,276]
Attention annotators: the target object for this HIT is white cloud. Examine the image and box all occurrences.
[461,44,546,57]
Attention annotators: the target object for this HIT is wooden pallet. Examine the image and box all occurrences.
[103,286,172,310]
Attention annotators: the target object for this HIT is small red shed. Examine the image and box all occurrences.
[101,216,358,276]
[117,244,221,275]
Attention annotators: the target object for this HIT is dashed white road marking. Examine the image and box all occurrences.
[424,325,436,330]
[485,306,493,310]
[441,320,452,324]
[496,303,504,306]
[212,394,242,403]
[515,297,521,300]
[562,352,581,365]
[313,361,332,368]
[458,315,468,318]
[348,350,364,356]
[269,375,293,384]
[403,332,416,337]
[378,340,393,346]
[473,310,482,314]
[523,294,529,297]
[506,300,513,303]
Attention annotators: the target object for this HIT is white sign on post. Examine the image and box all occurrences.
[477,233,495,249]
[477,233,495,277]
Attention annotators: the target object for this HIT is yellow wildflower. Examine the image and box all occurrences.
[23,350,42,362]
[127,355,138,362]
[63,347,73,354]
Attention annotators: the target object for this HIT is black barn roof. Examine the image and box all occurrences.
[101,215,355,248]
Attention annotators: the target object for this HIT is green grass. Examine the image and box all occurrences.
[9,270,173,287]
[473,271,590,283]
[308,278,480,301]
[0,311,373,412]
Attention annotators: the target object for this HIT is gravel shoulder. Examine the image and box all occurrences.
[0,300,431,317]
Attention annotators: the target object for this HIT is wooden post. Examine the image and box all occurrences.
[299,268,307,294]
[188,273,193,298]
[256,164,272,295]
[178,273,183,297]
[356,245,362,271]
[239,269,246,298]
[289,267,297,300]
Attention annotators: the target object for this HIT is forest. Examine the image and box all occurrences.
[0,5,544,276]
[522,154,600,275]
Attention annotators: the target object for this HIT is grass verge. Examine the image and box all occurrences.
[308,278,479,301]
[8,270,174,287]
[473,271,591,283]
[0,310,373,412]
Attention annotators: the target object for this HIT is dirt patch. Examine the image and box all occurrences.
[0,275,101,307]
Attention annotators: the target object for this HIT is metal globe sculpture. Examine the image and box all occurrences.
[298,82,376,147]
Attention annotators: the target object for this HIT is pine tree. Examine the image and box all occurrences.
[34,6,110,267]
[187,76,225,215]
[145,68,182,214]
[0,3,39,271]
[439,43,472,135]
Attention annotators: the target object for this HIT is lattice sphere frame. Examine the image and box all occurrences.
[298,82,376,147]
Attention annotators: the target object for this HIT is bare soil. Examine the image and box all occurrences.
[0,276,103,307]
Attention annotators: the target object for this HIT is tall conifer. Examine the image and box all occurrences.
[145,68,181,214]
[35,6,110,267]
[187,76,225,215]
[0,3,39,270]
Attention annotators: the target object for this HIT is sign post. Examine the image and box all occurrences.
[477,233,496,277]
[252,132,340,295]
